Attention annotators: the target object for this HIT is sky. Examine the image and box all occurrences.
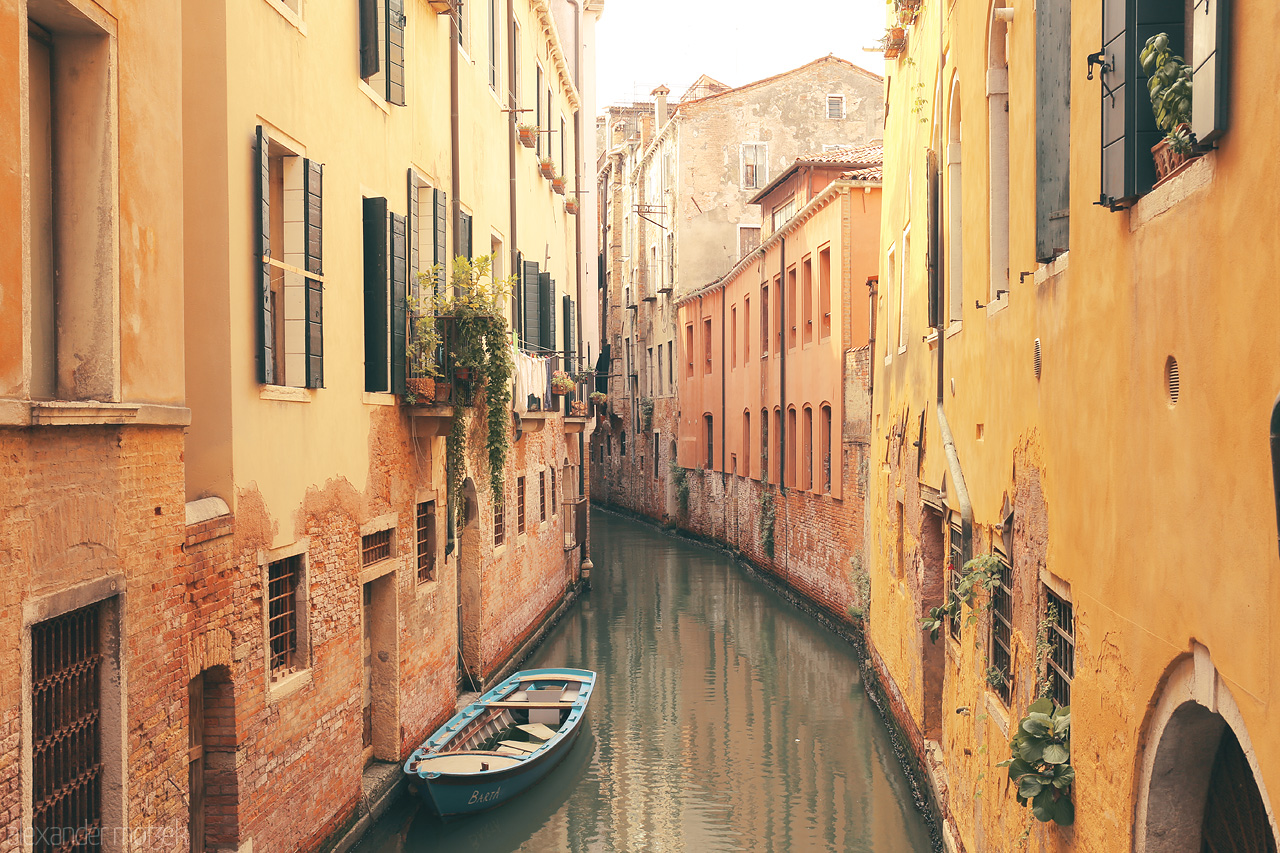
[593,0,887,115]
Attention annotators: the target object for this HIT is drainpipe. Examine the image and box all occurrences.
[778,233,787,493]
[508,0,520,341]
[450,6,461,265]
[866,276,878,398]
[721,283,726,474]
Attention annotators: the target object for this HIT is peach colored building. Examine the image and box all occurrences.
[673,146,882,619]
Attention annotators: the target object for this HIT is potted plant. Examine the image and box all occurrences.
[565,197,579,215]
[517,123,537,149]
[883,27,907,59]
[406,291,444,404]
[589,391,607,407]
[895,0,920,24]
[551,174,567,195]
[1139,32,1195,183]
[539,157,556,180]
[551,370,574,395]
[568,399,588,417]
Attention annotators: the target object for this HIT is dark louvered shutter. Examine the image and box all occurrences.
[304,159,324,388]
[1099,0,1131,206]
[255,126,274,385]
[523,260,541,350]
[358,0,379,79]
[407,171,420,298]
[1036,0,1070,261]
[390,212,408,395]
[595,344,610,393]
[433,188,447,270]
[363,197,389,392]
[563,295,577,365]
[926,150,941,329]
[386,0,406,105]
[514,250,524,340]
[1191,0,1229,144]
[542,274,556,365]
[459,212,472,260]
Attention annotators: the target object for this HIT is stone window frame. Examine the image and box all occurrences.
[826,93,845,120]
[741,142,768,190]
[260,538,313,701]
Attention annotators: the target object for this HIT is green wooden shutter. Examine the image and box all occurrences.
[1099,0,1132,206]
[304,159,324,388]
[926,149,941,329]
[386,0,406,105]
[563,295,577,365]
[541,273,555,361]
[523,260,541,350]
[1036,0,1071,261]
[363,197,389,392]
[255,126,274,385]
[459,212,472,260]
[433,188,447,270]
[1191,0,1230,144]
[390,212,408,395]
[407,171,419,298]
[358,0,379,79]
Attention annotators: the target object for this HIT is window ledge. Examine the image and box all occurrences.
[268,668,313,702]
[1130,151,1216,231]
[4,400,192,427]
[923,329,939,349]
[261,385,312,403]
[363,392,397,406]
[358,79,393,115]
[262,0,307,34]
[415,578,441,599]
[945,321,963,338]
[985,692,1010,738]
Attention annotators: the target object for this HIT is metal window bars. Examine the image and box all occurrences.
[267,556,300,677]
[990,557,1014,703]
[361,528,393,565]
[416,502,436,582]
[1045,588,1075,708]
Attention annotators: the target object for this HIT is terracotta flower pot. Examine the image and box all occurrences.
[1151,131,1196,185]
[518,128,537,148]
[539,161,555,179]
[552,176,567,195]
[406,377,436,403]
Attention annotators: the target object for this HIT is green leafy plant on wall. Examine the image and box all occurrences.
[919,553,1004,643]
[1139,32,1194,154]
[759,489,776,559]
[639,397,654,433]
[670,457,689,515]
[998,698,1075,826]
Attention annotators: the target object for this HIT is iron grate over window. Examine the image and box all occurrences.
[990,556,1014,704]
[267,555,301,677]
[361,529,393,565]
[948,533,964,643]
[517,477,526,535]
[1045,588,1075,708]
[416,502,436,583]
[494,498,505,546]
[32,602,103,853]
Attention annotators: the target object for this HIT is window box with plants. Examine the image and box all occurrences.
[539,158,556,180]
[551,370,574,396]
[1140,32,1197,185]
[895,0,921,25]
[517,123,538,149]
[551,174,567,195]
[589,390,607,412]
[883,27,907,59]
[568,399,588,417]
[565,197,579,215]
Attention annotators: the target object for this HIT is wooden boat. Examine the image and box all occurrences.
[404,668,596,817]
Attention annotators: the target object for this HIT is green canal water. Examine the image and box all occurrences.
[353,509,935,852]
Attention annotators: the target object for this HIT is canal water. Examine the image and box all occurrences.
[354,509,935,852]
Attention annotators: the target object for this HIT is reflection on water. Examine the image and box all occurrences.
[354,510,934,852]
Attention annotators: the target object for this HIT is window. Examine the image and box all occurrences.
[772,408,782,484]
[560,115,567,177]
[31,603,104,851]
[820,405,832,493]
[773,276,783,353]
[363,197,407,393]
[947,85,965,321]
[787,266,797,349]
[743,297,751,361]
[819,248,832,340]
[895,500,905,578]
[488,0,498,91]
[511,18,521,107]
[730,307,737,369]
[1045,587,1075,708]
[703,318,713,374]
[550,467,558,515]
[25,10,120,402]
[899,230,910,351]
[621,431,627,455]
[417,502,437,582]
[826,94,845,119]
[667,341,673,388]
[802,406,813,490]
[517,477,526,534]
[786,407,797,488]
[886,245,897,355]
[361,528,393,565]
[459,210,473,259]
[456,0,468,54]
[742,411,751,478]
[741,143,767,189]
[535,66,543,156]
[685,324,695,377]
[648,347,654,395]
[771,197,797,232]
[990,555,1014,703]
[654,433,660,478]
[267,554,304,679]
[760,409,769,483]
[948,529,964,642]
[657,346,664,394]
[802,258,813,345]
[760,286,770,354]
[704,414,714,469]
[740,226,761,258]
[359,0,406,105]
[539,471,547,523]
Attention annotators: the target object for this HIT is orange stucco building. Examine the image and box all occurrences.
[673,146,882,619]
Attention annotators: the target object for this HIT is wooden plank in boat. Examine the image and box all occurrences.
[516,672,593,683]
[485,700,575,709]
[498,740,539,754]
[517,723,558,741]
[413,753,522,773]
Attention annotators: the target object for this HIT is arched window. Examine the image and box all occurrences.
[786,407,798,489]
[988,5,1010,304]
[772,407,782,484]
[760,408,769,484]
[820,404,833,493]
[802,406,813,490]
[1271,396,1280,557]
[743,410,751,478]
[703,413,714,469]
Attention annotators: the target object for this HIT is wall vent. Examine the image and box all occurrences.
[1165,356,1180,406]
[1033,338,1042,380]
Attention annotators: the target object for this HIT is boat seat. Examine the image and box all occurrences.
[507,690,528,702]
[413,753,522,773]
[562,682,582,700]
[498,740,539,754]
[495,745,525,756]
[517,723,558,741]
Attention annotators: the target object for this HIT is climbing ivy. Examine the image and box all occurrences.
[759,489,776,559]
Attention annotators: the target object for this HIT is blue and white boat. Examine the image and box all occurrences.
[404,668,596,817]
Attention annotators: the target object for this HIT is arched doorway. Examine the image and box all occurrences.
[457,477,482,690]
[1135,646,1278,852]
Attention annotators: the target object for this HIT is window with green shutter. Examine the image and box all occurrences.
[363,197,389,392]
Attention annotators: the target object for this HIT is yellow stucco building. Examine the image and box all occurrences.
[870,0,1280,850]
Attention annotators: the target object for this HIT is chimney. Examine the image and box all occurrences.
[652,85,670,129]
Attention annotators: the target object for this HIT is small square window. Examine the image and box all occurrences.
[826,94,845,119]
[494,499,505,546]
[517,477,526,535]
[267,554,305,679]
[416,502,436,582]
[361,528,393,565]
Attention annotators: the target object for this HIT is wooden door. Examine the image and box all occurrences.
[189,673,205,853]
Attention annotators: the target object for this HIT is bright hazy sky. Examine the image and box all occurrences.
[594,0,887,115]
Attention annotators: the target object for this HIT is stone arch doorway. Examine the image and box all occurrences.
[1135,646,1278,852]
[457,477,482,690]
[189,664,238,853]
